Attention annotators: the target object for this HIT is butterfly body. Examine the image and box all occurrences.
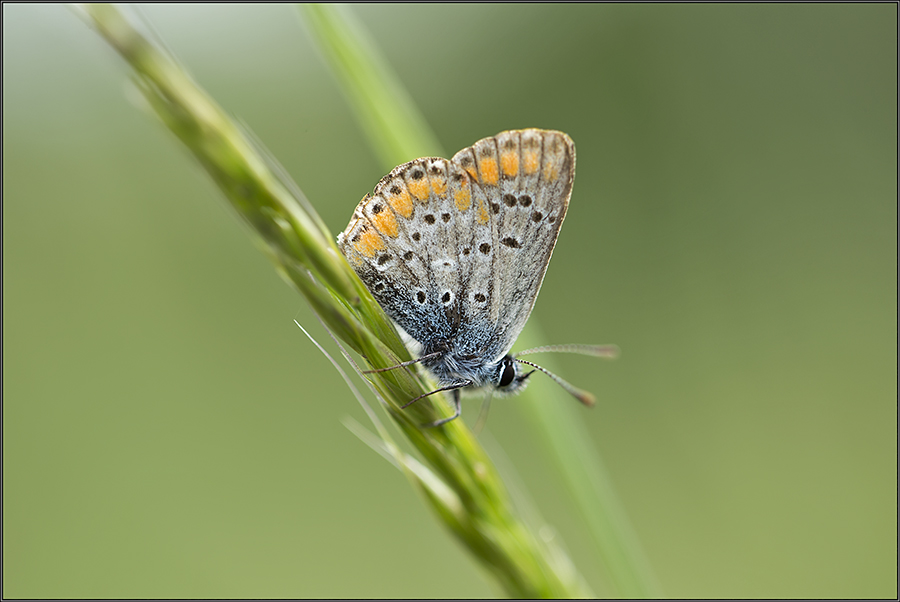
[338,129,576,419]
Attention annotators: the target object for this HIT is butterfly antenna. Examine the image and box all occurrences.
[363,350,443,374]
[515,344,620,359]
[514,358,596,407]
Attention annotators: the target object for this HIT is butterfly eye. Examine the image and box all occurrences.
[498,356,517,388]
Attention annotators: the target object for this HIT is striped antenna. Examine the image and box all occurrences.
[514,358,596,407]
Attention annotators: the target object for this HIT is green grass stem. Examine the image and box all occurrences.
[78,3,594,598]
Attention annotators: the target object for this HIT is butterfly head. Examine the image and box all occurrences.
[493,354,534,395]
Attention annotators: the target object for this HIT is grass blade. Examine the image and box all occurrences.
[79,4,592,598]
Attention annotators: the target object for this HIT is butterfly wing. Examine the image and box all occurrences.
[450,129,575,361]
[338,129,575,363]
[338,156,496,349]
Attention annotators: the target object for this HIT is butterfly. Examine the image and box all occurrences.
[338,129,616,426]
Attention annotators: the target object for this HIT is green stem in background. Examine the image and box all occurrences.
[78,4,591,598]
[300,3,442,167]
[300,3,661,598]
[514,325,663,597]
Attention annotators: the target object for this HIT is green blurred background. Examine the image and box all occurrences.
[3,4,896,598]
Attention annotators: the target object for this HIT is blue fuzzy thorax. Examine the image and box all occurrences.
[420,338,531,396]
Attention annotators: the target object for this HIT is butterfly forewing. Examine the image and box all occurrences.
[450,129,575,360]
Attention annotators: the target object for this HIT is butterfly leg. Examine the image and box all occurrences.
[401,380,471,409]
[423,388,463,428]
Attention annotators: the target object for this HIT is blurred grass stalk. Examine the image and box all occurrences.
[301,4,660,598]
[78,3,595,598]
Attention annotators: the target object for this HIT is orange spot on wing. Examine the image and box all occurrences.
[454,186,472,211]
[430,176,447,197]
[407,179,430,201]
[387,188,413,218]
[523,150,539,174]
[500,151,519,177]
[479,157,499,185]
[476,198,490,225]
[371,210,398,237]
[543,159,560,182]
[356,229,384,257]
